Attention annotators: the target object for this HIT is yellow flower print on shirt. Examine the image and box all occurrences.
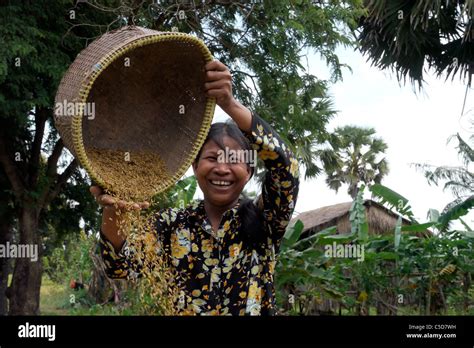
[259,149,279,161]
[229,243,241,258]
[201,239,213,253]
[268,260,276,274]
[171,228,191,259]
[171,238,188,259]
[248,281,262,302]
[289,157,299,178]
[246,280,263,315]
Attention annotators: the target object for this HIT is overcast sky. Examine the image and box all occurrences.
[197,45,473,228]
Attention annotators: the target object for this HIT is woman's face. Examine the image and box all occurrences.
[193,135,251,208]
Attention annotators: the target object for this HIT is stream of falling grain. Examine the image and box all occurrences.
[87,147,182,315]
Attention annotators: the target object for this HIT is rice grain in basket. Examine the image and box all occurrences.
[86,148,171,201]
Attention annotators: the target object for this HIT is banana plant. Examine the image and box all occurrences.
[349,184,369,242]
[370,183,473,234]
[276,221,351,314]
[369,183,417,222]
[152,175,197,210]
[277,183,474,315]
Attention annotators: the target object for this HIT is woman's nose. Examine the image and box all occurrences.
[213,161,231,174]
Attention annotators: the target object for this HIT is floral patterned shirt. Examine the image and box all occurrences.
[100,113,299,315]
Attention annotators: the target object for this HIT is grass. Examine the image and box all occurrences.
[39,275,127,316]
[32,274,474,316]
[8,273,71,315]
[40,276,70,315]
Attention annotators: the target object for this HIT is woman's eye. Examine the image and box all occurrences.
[206,156,217,162]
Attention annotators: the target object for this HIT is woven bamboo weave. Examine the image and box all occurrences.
[54,26,215,198]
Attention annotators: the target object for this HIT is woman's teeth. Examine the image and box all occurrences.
[211,180,232,186]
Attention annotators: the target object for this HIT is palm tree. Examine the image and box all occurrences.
[357,0,472,88]
[324,125,390,199]
[411,133,473,230]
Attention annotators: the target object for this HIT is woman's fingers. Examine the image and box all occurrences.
[205,60,227,72]
[139,202,150,209]
[206,89,229,99]
[204,79,231,91]
[90,185,103,197]
[90,186,114,206]
[204,60,234,109]
[90,186,150,211]
[205,70,231,82]
[98,194,117,206]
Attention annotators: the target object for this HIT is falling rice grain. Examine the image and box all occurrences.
[86,147,182,315]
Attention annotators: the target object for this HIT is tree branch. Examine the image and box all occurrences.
[0,136,25,201]
[232,69,262,102]
[29,107,48,187]
[45,139,65,179]
[41,158,78,209]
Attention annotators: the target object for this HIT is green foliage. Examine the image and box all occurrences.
[153,175,198,210]
[413,134,473,196]
[41,171,101,252]
[275,183,474,315]
[349,185,369,241]
[371,181,474,233]
[357,0,473,87]
[43,231,95,285]
[281,219,304,252]
[370,183,416,222]
[412,133,474,228]
[325,126,389,198]
[438,196,474,232]
[276,224,350,315]
[39,276,70,315]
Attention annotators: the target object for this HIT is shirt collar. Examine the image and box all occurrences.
[197,199,241,215]
[198,199,241,238]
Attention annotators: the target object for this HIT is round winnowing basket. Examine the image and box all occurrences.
[54,26,215,199]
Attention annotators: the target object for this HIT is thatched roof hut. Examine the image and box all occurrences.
[291,199,428,237]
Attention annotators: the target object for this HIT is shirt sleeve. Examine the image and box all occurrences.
[99,234,136,279]
[244,112,300,251]
[99,208,173,280]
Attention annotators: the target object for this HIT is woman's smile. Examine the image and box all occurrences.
[194,136,251,207]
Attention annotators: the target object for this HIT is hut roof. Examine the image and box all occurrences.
[291,199,412,234]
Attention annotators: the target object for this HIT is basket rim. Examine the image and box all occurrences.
[70,29,216,198]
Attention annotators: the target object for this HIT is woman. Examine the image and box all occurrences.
[91,60,299,315]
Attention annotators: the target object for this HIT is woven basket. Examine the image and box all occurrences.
[54,26,215,199]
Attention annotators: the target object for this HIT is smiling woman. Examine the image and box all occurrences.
[93,60,300,315]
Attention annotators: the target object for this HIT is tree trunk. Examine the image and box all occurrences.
[0,219,13,315]
[425,279,431,316]
[463,272,471,313]
[7,206,43,315]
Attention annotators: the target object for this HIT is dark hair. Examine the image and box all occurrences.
[195,121,264,248]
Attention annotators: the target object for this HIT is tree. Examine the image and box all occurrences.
[0,168,16,315]
[0,1,113,314]
[324,125,389,199]
[411,132,474,231]
[0,0,365,314]
[357,0,473,88]
[413,133,473,206]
